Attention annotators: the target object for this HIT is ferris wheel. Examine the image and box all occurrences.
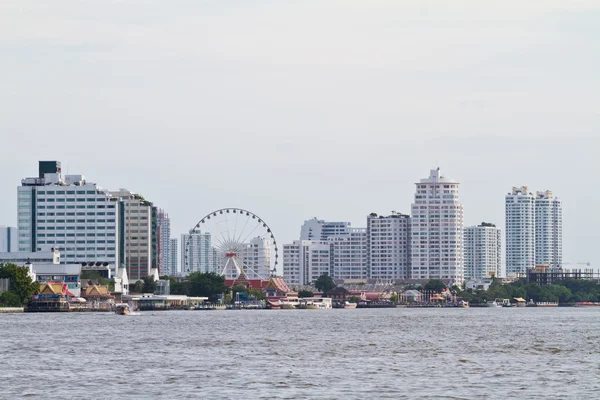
[184,208,279,280]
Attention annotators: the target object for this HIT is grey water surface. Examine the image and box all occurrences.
[1,308,599,399]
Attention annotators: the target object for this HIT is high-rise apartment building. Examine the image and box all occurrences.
[285,219,366,285]
[156,210,171,275]
[535,190,562,268]
[464,223,502,279]
[0,226,18,252]
[300,218,351,241]
[329,228,367,280]
[283,240,331,286]
[238,237,272,280]
[410,168,464,283]
[505,186,536,275]
[182,232,216,274]
[367,213,411,280]
[168,238,178,275]
[18,161,121,270]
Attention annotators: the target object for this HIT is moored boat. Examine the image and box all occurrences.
[344,302,357,309]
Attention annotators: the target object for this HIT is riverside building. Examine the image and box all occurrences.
[535,190,562,268]
[329,228,368,280]
[283,240,331,286]
[464,223,502,279]
[17,161,121,271]
[367,213,411,280]
[505,186,536,275]
[410,168,464,284]
[109,189,154,281]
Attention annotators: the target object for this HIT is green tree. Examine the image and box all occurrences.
[187,272,228,302]
[348,296,360,304]
[298,289,314,298]
[133,280,144,293]
[314,274,336,295]
[0,291,22,307]
[0,263,38,305]
[424,279,446,293]
[142,276,157,293]
[389,293,399,303]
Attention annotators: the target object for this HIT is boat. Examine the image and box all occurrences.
[344,301,357,309]
[458,300,469,308]
[114,303,130,315]
[485,300,499,307]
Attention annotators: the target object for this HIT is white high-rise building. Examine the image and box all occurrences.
[535,190,562,268]
[464,223,502,279]
[0,226,18,252]
[410,168,464,283]
[156,210,171,275]
[237,236,272,280]
[168,238,178,275]
[367,213,411,280]
[283,240,331,286]
[505,186,536,275]
[18,161,121,272]
[181,232,215,275]
[329,228,367,280]
[300,218,351,241]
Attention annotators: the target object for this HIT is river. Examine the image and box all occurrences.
[1,308,598,399]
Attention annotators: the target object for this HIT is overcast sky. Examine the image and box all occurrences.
[1,1,598,270]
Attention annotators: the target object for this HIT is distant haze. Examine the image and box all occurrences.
[1,1,598,269]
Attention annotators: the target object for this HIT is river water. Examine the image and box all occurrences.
[1,308,599,399]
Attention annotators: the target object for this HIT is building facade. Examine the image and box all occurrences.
[156,210,171,275]
[111,189,152,282]
[168,238,178,275]
[535,190,562,268]
[505,186,536,275]
[181,232,216,275]
[329,228,367,280]
[410,168,464,283]
[0,226,18,252]
[299,218,351,241]
[283,240,331,286]
[367,213,411,280]
[17,161,121,270]
[464,223,502,279]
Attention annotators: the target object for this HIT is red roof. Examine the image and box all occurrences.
[225,279,269,290]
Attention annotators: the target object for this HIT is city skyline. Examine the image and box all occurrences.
[1,160,589,274]
[1,2,598,270]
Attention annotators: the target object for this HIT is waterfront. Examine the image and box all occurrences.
[1,308,599,399]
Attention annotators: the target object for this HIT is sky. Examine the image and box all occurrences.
[1,1,598,270]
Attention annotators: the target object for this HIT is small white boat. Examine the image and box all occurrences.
[344,302,357,309]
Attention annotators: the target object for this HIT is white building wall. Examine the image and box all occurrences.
[168,238,178,275]
[410,168,464,283]
[464,224,502,279]
[505,186,536,275]
[182,232,215,275]
[368,214,410,280]
[300,218,351,241]
[330,228,367,280]
[18,172,120,272]
[535,191,562,268]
